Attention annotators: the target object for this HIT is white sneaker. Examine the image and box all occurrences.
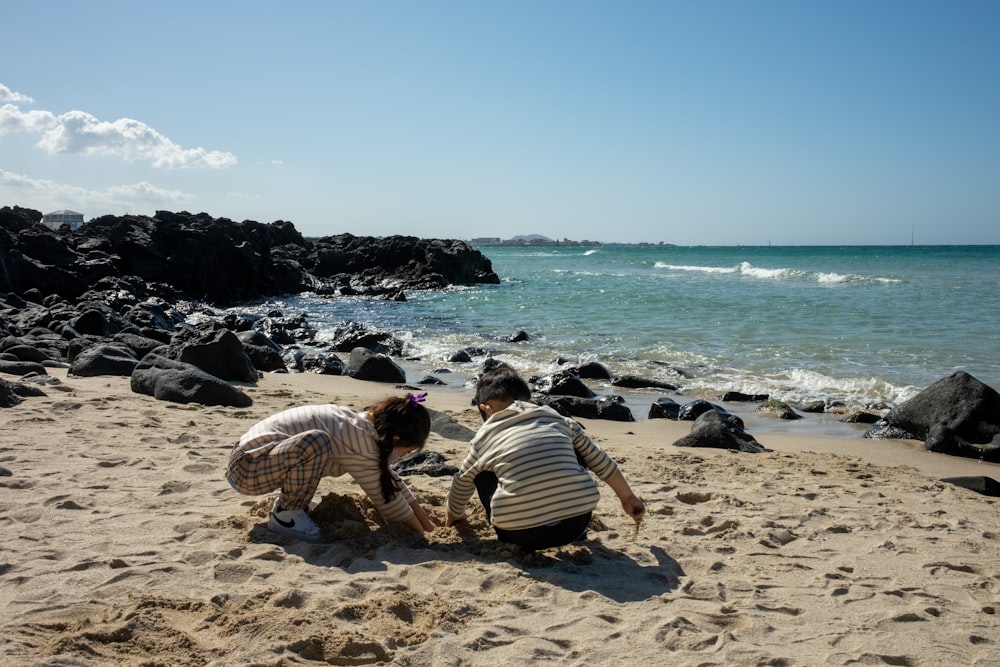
[268,500,321,542]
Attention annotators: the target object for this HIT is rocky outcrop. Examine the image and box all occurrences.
[1,206,499,306]
[302,234,500,293]
[864,371,1000,462]
[1,205,502,407]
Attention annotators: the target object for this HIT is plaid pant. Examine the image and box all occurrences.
[226,429,333,511]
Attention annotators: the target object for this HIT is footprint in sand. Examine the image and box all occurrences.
[213,562,255,583]
[159,480,192,495]
[676,490,714,504]
[923,561,978,575]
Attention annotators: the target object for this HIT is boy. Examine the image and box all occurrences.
[445,363,644,550]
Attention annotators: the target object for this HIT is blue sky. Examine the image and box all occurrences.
[2,1,998,245]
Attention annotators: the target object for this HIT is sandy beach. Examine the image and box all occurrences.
[2,367,999,666]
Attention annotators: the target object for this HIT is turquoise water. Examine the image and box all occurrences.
[255,245,1000,414]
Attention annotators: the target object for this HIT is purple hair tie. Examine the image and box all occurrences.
[407,392,428,406]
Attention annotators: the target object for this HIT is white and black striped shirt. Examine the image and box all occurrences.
[447,401,619,530]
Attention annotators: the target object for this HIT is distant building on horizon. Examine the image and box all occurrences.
[470,237,502,246]
[41,209,84,231]
[469,234,601,248]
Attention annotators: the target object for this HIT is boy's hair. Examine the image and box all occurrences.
[367,396,431,502]
[474,362,532,405]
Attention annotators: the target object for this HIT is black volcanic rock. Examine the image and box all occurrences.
[1,206,500,406]
[1,207,499,306]
[535,394,635,422]
[68,343,139,377]
[864,371,1000,461]
[345,347,406,383]
[130,354,252,407]
[674,409,769,453]
[0,376,47,407]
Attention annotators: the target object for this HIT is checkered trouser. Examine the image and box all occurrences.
[226,429,333,511]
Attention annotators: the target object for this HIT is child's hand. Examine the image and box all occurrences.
[621,494,645,525]
[444,513,466,527]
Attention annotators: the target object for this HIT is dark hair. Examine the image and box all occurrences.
[367,396,431,502]
[474,362,532,406]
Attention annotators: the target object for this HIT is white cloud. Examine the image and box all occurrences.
[0,103,57,135]
[35,110,237,169]
[0,84,34,103]
[0,168,194,214]
[0,82,236,169]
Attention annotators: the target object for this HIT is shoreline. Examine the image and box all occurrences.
[2,368,999,665]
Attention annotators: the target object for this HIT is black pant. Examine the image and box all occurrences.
[475,471,591,551]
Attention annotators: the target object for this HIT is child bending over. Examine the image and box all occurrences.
[226,392,437,542]
[445,364,644,551]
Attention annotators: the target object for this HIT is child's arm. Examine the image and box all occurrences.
[604,470,645,525]
[409,500,437,532]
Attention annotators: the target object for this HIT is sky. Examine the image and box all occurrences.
[2,1,998,245]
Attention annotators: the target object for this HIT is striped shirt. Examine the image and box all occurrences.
[447,401,619,530]
[237,404,416,523]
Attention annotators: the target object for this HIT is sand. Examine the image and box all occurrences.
[1,368,998,666]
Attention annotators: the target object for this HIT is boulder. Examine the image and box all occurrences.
[0,359,47,376]
[569,361,613,380]
[612,375,679,391]
[940,476,1000,497]
[678,399,724,421]
[237,330,287,373]
[450,347,492,363]
[648,397,681,420]
[0,376,47,408]
[300,350,346,375]
[111,332,166,360]
[345,347,406,383]
[280,344,345,374]
[329,322,404,355]
[754,399,802,420]
[164,327,258,383]
[131,354,252,407]
[427,408,478,441]
[864,371,1000,461]
[534,370,596,398]
[722,391,769,402]
[673,409,769,453]
[1,343,51,363]
[535,394,635,422]
[70,309,119,337]
[839,411,882,424]
[68,343,139,377]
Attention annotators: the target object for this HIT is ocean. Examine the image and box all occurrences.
[243,244,1000,434]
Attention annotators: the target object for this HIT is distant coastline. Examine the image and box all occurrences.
[469,234,675,248]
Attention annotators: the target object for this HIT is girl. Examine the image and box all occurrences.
[226,392,437,542]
